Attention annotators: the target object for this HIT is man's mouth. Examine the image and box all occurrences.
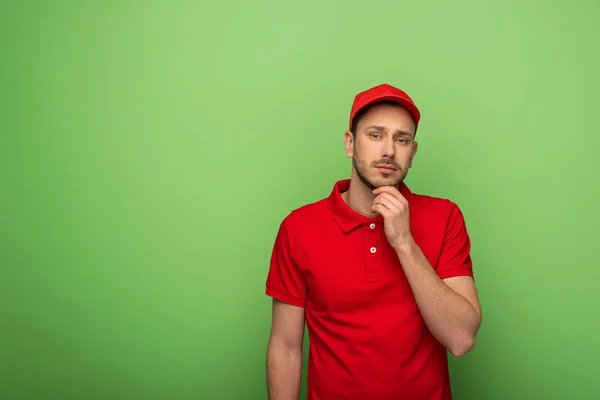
[375,164,397,172]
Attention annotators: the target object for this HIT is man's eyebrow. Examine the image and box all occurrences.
[364,125,414,137]
[364,125,386,131]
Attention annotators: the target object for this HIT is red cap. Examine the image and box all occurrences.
[349,83,421,133]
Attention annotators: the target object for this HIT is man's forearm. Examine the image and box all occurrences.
[395,239,481,357]
[266,342,303,400]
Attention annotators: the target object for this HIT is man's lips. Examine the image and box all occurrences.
[375,164,397,172]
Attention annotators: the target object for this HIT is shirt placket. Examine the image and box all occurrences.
[363,220,384,281]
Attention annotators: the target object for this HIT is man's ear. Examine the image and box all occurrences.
[409,141,418,168]
[344,130,354,158]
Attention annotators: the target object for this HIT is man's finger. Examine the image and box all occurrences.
[373,194,401,212]
[374,192,404,210]
[371,203,390,218]
[372,186,406,202]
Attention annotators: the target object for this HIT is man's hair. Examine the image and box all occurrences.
[350,100,411,137]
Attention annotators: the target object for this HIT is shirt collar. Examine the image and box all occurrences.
[327,179,414,233]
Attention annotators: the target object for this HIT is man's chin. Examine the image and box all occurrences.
[369,177,403,189]
[376,171,402,182]
[355,168,405,190]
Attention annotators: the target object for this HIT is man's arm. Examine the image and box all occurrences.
[371,186,482,357]
[395,241,482,357]
[266,299,305,400]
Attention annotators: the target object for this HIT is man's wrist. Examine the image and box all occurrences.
[392,235,417,256]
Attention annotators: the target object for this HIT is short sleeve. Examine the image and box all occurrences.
[436,204,474,280]
[265,218,308,308]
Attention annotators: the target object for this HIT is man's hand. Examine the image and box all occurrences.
[371,186,413,251]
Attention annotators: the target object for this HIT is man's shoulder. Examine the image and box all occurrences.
[411,190,459,210]
[409,189,469,225]
[281,196,330,228]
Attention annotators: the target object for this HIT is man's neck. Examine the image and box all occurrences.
[341,177,379,218]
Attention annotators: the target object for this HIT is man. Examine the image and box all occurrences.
[265,83,482,400]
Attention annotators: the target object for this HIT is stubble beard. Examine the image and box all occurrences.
[352,146,406,191]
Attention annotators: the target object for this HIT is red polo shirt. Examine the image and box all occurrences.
[266,179,474,400]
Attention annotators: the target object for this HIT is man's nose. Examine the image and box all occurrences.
[382,138,395,158]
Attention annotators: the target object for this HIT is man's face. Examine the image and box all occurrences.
[345,103,418,191]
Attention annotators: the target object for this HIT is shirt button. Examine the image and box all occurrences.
[369,223,376,229]
[370,247,377,253]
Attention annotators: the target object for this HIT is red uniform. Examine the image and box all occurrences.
[266,179,474,400]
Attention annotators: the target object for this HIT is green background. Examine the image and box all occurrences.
[2,1,599,399]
